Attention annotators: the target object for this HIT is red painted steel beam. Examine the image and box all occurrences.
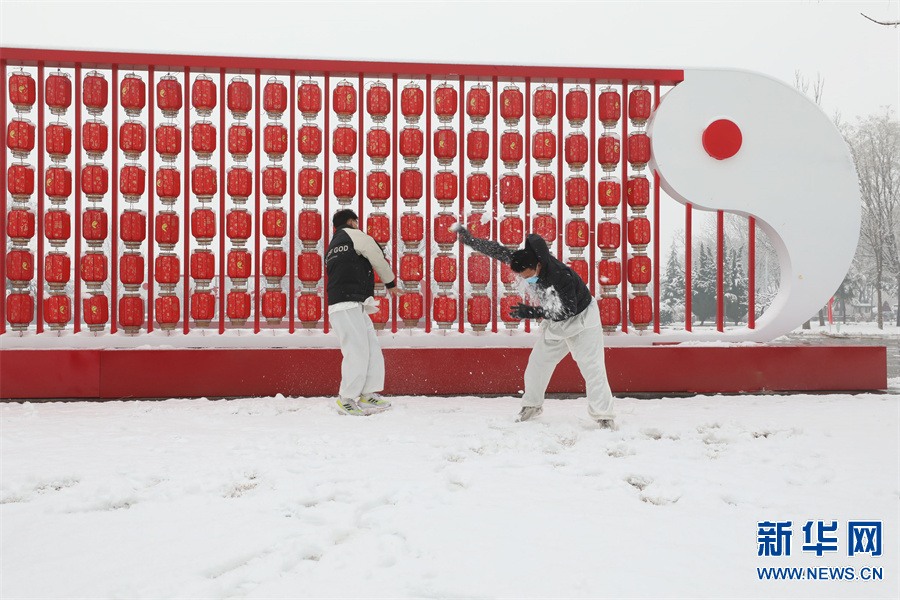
[717,209,724,332]
[74,64,82,332]
[0,59,6,334]
[749,217,756,329]
[685,203,692,331]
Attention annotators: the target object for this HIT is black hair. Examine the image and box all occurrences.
[510,248,538,273]
[333,209,358,229]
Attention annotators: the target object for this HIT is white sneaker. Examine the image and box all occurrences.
[516,406,543,422]
[596,418,618,430]
[358,393,391,413]
[335,398,365,416]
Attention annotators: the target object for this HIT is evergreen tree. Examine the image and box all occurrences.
[692,244,717,325]
[660,239,685,325]
[724,247,748,325]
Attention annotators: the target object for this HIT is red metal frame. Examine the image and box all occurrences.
[717,210,724,332]
[0,59,6,334]
[74,64,82,332]
[749,216,756,328]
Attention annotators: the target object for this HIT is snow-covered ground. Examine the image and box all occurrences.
[2,385,898,599]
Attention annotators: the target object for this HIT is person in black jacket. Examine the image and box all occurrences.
[457,226,616,428]
[326,209,400,416]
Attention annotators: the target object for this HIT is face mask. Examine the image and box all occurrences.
[525,275,538,284]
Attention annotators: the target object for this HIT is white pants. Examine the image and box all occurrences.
[521,301,615,420]
[329,304,385,401]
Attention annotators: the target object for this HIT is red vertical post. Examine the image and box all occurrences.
[110,66,119,333]
[218,68,226,334]
[74,64,83,332]
[289,72,296,333]
[491,76,499,333]
[36,61,44,333]
[620,81,629,333]
[147,66,155,333]
[589,78,596,297]
[323,73,331,334]
[357,74,364,220]
[556,79,564,259]
[254,69,261,333]
[685,203,692,332]
[424,75,432,333]
[391,74,399,334]
[458,76,465,334]
[749,216,756,329]
[0,59,7,334]
[183,66,191,334]
[717,209,724,332]
[524,77,531,334]
[653,82,660,334]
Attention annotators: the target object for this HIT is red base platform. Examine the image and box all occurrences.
[0,345,887,400]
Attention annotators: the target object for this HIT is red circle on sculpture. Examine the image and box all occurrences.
[702,119,742,160]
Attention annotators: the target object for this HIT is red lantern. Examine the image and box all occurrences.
[598,134,621,171]
[501,294,523,324]
[533,214,556,242]
[191,165,217,199]
[500,130,523,167]
[629,295,653,328]
[532,130,556,164]
[191,209,216,242]
[46,122,72,160]
[467,254,490,285]
[81,164,108,198]
[190,121,216,159]
[567,259,589,283]
[119,254,145,288]
[121,164,146,200]
[120,121,146,159]
[119,212,147,247]
[44,295,71,327]
[333,80,357,120]
[500,216,523,246]
[298,124,322,161]
[597,221,621,250]
[333,125,357,161]
[366,126,391,163]
[8,70,36,113]
[190,251,216,281]
[45,71,72,115]
[466,172,490,207]
[6,294,34,329]
[119,296,145,332]
[228,124,253,159]
[369,295,390,328]
[600,297,621,329]
[598,259,621,287]
[7,118,35,157]
[82,209,108,242]
[226,210,252,240]
[432,295,457,327]
[6,250,34,282]
[155,213,180,247]
[400,212,423,247]
[466,85,490,123]
[629,87,652,126]
[366,81,391,121]
[400,254,423,283]
[298,210,322,245]
[399,292,424,325]
[566,219,589,250]
[7,164,34,200]
[434,255,457,287]
[191,74,217,115]
[159,295,184,326]
[227,166,252,199]
[45,166,72,200]
[628,132,651,169]
[628,217,651,247]
[566,86,588,126]
[401,82,424,120]
[263,165,287,199]
[434,170,458,205]
[263,78,287,118]
[434,127,457,163]
[627,175,650,210]
[532,171,556,204]
[297,294,322,325]
[264,123,288,159]
[500,85,524,125]
[366,213,390,244]
[466,211,490,239]
[120,73,146,117]
[399,126,424,163]
[262,291,287,323]
[263,248,288,279]
[298,80,322,118]
[598,178,621,210]
[227,77,252,118]
[466,128,490,165]
[628,255,652,285]
[83,295,109,330]
[228,250,251,279]
[434,84,458,121]
[155,254,180,286]
[263,208,287,239]
[45,252,70,285]
[297,252,320,283]
[598,88,621,128]
[500,173,523,207]
[83,71,108,116]
[227,291,251,323]
[467,295,491,329]
[400,168,423,202]
[299,167,323,199]
[434,214,457,246]
[565,132,588,170]
[565,175,589,212]
[191,292,216,325]
[44,211,71,243]
[367,170,391,205]
[533,86,556,123]
[7,209,35,241]
[157,75,183,118]
[155,167,181,202]
[155,124,182,159]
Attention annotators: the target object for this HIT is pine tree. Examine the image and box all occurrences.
[724,247,748,325]
[660,240,685,325]
[692,244,717,325]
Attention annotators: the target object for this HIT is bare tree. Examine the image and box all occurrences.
[861,13,900,27]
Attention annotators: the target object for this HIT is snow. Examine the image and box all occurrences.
[3,389,898,598]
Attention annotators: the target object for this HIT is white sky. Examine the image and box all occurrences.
[1,0,898,122]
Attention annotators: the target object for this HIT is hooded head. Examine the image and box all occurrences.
[510,248,538,273]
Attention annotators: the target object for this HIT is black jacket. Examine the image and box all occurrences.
[325,225,395,306]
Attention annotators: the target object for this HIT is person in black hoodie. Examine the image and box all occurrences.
[457,226,616,428]
[326,209,400,416]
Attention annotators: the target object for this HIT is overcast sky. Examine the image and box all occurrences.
[1,1,898,122]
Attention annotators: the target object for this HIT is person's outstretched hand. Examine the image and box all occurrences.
[509,303,546,320]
